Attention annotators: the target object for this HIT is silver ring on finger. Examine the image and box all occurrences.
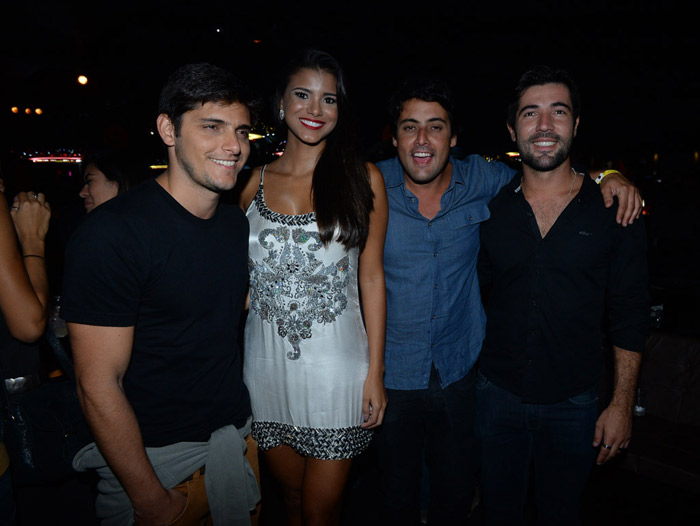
[602,443,612,450]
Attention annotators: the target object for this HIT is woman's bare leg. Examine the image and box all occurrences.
[263,446,352,526]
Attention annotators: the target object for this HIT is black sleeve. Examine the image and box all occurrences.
[606,218,650,353]
[61,210,147,327]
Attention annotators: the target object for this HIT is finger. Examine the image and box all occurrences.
[596,442,612,465]
[603,186,614,209]
[614,188,628,224]
[592,420,604,447]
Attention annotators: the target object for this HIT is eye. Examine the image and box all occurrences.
[293,91,308,100]
[238,129,250,139]
[323,96,337,105]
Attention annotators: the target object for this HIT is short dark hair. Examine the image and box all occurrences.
[157,62,251,135]
[507,65,581,129]
[388,77,457,137]
[81,150,151,193]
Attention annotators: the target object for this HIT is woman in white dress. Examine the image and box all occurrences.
[239,49,388,525]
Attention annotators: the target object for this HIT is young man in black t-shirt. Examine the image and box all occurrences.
[62,63,259,525]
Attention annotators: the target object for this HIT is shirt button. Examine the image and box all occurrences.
[531,300,537,307]
[428,221,433,226]
[433,252,438,257]
[434,284,438,289]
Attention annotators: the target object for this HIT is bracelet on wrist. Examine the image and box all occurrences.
[23,254,45,260]
[595,169,622,184]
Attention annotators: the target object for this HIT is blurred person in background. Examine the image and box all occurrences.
[79,150,151,213]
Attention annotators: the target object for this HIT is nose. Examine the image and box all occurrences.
[416,127,429,145]
[307,96,322,117]
[223,130,242,155]
[79,183,89,198]
[536,113,553,132]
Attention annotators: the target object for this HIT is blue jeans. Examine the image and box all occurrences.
[373,366,476,525]
[475,370,598,525]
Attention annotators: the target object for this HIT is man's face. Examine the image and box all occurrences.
[164,101,251,194]
[393,99,456,186]
[508,82,579,171]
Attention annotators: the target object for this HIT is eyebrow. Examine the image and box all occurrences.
[519,101,572,115]
[199,117,252,130]
[291,87,338,97]
[399,117,448,126]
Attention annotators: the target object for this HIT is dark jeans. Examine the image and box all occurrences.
[475,370,599,526]
[373,366,476,525]
[0,468,16,526]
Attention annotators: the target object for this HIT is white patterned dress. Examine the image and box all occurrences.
[243,166,372,460]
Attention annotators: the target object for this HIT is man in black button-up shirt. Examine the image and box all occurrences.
[476,66,649,525]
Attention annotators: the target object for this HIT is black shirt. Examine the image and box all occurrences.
[478,174,649,403]
[62,179,251,446]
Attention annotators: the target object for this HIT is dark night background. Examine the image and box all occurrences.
[1,0,699,324]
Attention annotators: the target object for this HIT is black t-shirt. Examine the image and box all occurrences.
[62,179,251,447]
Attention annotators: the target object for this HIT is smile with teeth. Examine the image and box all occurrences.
[211,158,238,167]
[412,151,434,162]
[300,118,325,129]
[533,140,557,147]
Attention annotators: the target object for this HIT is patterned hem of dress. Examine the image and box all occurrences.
[252,421,372,460]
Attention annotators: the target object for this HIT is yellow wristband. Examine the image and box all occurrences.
[595,169,621,184]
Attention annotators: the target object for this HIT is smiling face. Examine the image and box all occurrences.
[79,164,119,212]
[159,101,251,195]
[393,98,456,187]
[280,68,339,146]
[508,82,579,172]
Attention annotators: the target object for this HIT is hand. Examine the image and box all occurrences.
[10,191,51,249]
[361,372,387,429]
[592,403,632,465]
[133,487,187,526]
[598,172,642,226]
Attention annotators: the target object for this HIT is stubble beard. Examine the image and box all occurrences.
[518,132,572,172]
[174,142,237,195]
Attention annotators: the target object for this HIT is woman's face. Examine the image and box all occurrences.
[280,68,339,146]
[79,164,119,212]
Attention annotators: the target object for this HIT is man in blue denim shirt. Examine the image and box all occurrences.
[372,78,642,525]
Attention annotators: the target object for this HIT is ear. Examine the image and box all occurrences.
[392,136,398,148]
[506,122,516,143]
[573,116,580,137]
[157,114,176,147]
[450,134,457,148]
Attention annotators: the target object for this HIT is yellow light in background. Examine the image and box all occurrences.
[24,108,31,114]
[77,75,88,85]
[653,153,659,163]
[694,151,699,163]
[11,107,19,114]
[35,108,43,115]
[249,133,264,140]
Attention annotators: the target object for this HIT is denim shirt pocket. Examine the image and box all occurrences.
[447,203,491,229]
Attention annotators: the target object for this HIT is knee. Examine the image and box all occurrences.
[282,485,302,514]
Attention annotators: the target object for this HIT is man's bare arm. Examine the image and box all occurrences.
[69,323,185,525]
[592,345,641,465]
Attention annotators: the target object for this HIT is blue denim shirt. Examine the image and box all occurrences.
[377,155,515,390]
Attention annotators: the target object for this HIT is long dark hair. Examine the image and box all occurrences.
[274,49,374,250]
